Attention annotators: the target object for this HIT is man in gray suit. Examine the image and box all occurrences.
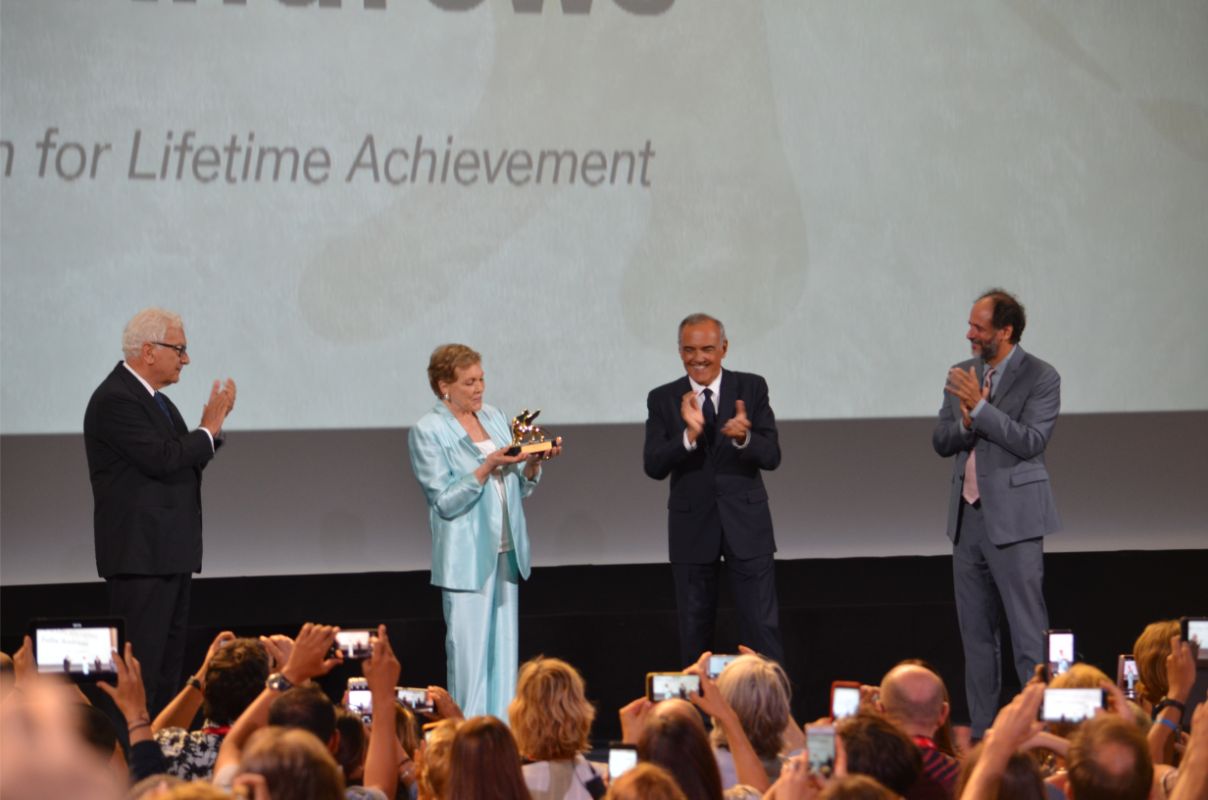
[933,289,1061,739]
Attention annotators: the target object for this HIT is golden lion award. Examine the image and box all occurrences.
[508,409,560,457]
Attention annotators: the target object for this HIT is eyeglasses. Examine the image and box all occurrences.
[152,342,188,357]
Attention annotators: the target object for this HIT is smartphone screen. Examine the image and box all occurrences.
[1040,688,1103,723]
[1183,618,1208,663]
[647,673,701,702]
[1046,630,1075,678]
[831,686,860,719]
[609,745,638,779]
[707,654,739,679]
[334,629,375,660]
[397,687,435,714]
[806,725,835,777]
[1117,655,1138,700]
[31,620,122,682]
[348,688,373,720]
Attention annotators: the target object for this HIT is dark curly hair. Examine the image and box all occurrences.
[203,637,271,724]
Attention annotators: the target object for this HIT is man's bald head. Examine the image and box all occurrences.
[878,664,948,736]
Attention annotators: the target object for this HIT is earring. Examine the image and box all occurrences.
[443,393,450,401]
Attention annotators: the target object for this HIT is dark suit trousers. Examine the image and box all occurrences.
[672,552,784,665]
[107,573,192,714]
[953,501,1047,738]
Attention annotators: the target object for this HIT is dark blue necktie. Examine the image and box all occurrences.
[701,387,717,445]
[153,392,174,426]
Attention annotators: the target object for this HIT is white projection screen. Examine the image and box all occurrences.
[2,1,1206,585]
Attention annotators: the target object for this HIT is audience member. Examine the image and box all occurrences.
[509,656,605,800]
[239,725,346,800]
[153,632,270,780]
[604,763,688,800]
[1133,621,1180,711]
[447,715,531,800]
[836,712,922,797]
[1067,714,1154,800]
[709,653,792,786]
[878,662,959,795]
[416,718,462,800]
[954,743,1047,800]
[639,710,725,800]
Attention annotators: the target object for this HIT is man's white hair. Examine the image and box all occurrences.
[122,307,183,361]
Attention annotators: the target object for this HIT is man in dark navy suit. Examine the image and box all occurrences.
[84,307,235,712]
[644,313,784,664]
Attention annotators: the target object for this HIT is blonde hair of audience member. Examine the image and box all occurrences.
[954,743,1047,800]
[603,763,688,800]
[448,716,530,800]
[396,703,422,758]
[509,656,595,761]
[157,782,235,800]
[1133,620,1180,708]
[708,654,790,761]
[817,774,896,800]
[238,726,345,800]
[128,774,185,800]
[417,719,462,800]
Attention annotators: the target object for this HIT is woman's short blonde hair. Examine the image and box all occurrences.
[1050,663,1111,689]
[417,718,461,800]
[508,656,595,761]
[710,654,791,759]
[426,344,481,397]
[1133,620,1179,706]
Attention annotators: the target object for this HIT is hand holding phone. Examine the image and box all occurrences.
[646,672,701,702]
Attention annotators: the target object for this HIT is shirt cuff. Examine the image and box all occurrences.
[969,398,987,420]
[732,431,751,449]
[682,430,698,452]
[199,427,216,451]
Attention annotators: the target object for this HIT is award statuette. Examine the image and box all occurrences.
[506,409,560,457]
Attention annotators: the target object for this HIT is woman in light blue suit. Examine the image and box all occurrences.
[408,343,561,720]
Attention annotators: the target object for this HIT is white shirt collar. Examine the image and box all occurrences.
[122,361,156,397]
[687,370,723,400]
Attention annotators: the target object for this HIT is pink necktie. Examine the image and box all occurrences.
[961,368,995,504]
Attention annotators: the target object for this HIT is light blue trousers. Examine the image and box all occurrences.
[441,550,521,721]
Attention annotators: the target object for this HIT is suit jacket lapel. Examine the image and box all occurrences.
[115,363,178,436]
[435,401,487,460]
[993,346,1026,401]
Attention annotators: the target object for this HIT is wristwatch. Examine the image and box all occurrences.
[1152,697,1186,718]
[187,675,203,692]
[266,672,295,692]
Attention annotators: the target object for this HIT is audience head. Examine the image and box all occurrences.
[448,716,529,800]
[509,655,595,761]
[332,707,367,785]
[1051,663,1112,690]
[818,774,895,800]
[202,637,270,725]
[1066,715,1153,800]
[955,743,1046,800]
[709,653,791,760]
[417,718,462,800]
[395,703,421,759]
[238,726,345,800]
[638,709,724,800]
[878,663,949,739]
[1132,620,1179,706]
[836,712,922,797]
[268,685,338,750]
[604,763,688,800]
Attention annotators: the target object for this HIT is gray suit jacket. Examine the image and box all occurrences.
[932,346,1062,546]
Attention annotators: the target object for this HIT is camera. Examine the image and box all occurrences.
[645,672,701,702]
[29,618,124,683]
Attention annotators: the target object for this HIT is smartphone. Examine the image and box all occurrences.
[1116,655,1139,700]
[830,680,860,720]
[346,677,372,722]
[1045,629,1075,679]
[707,654,740,679]
[397,687,435,714]
[333,629,376,660]
[806,724,836,777]
[646,672,701,702]
[1181,617,1207,663]
[29,618,124,683]
[1039,687,1104,723]
[608,743,638,780]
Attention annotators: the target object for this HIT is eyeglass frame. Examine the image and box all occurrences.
[151,341,188,357]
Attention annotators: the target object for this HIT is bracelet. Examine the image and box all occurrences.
[1157,717,1180,734]
[187,676,203,692]
[1153,697,1186,719]
[128,720,151,733]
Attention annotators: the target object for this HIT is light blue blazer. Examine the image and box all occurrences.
[408,401,536,592]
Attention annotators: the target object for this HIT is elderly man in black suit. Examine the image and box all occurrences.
[84,307,235,712]
[644,313,784,664]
